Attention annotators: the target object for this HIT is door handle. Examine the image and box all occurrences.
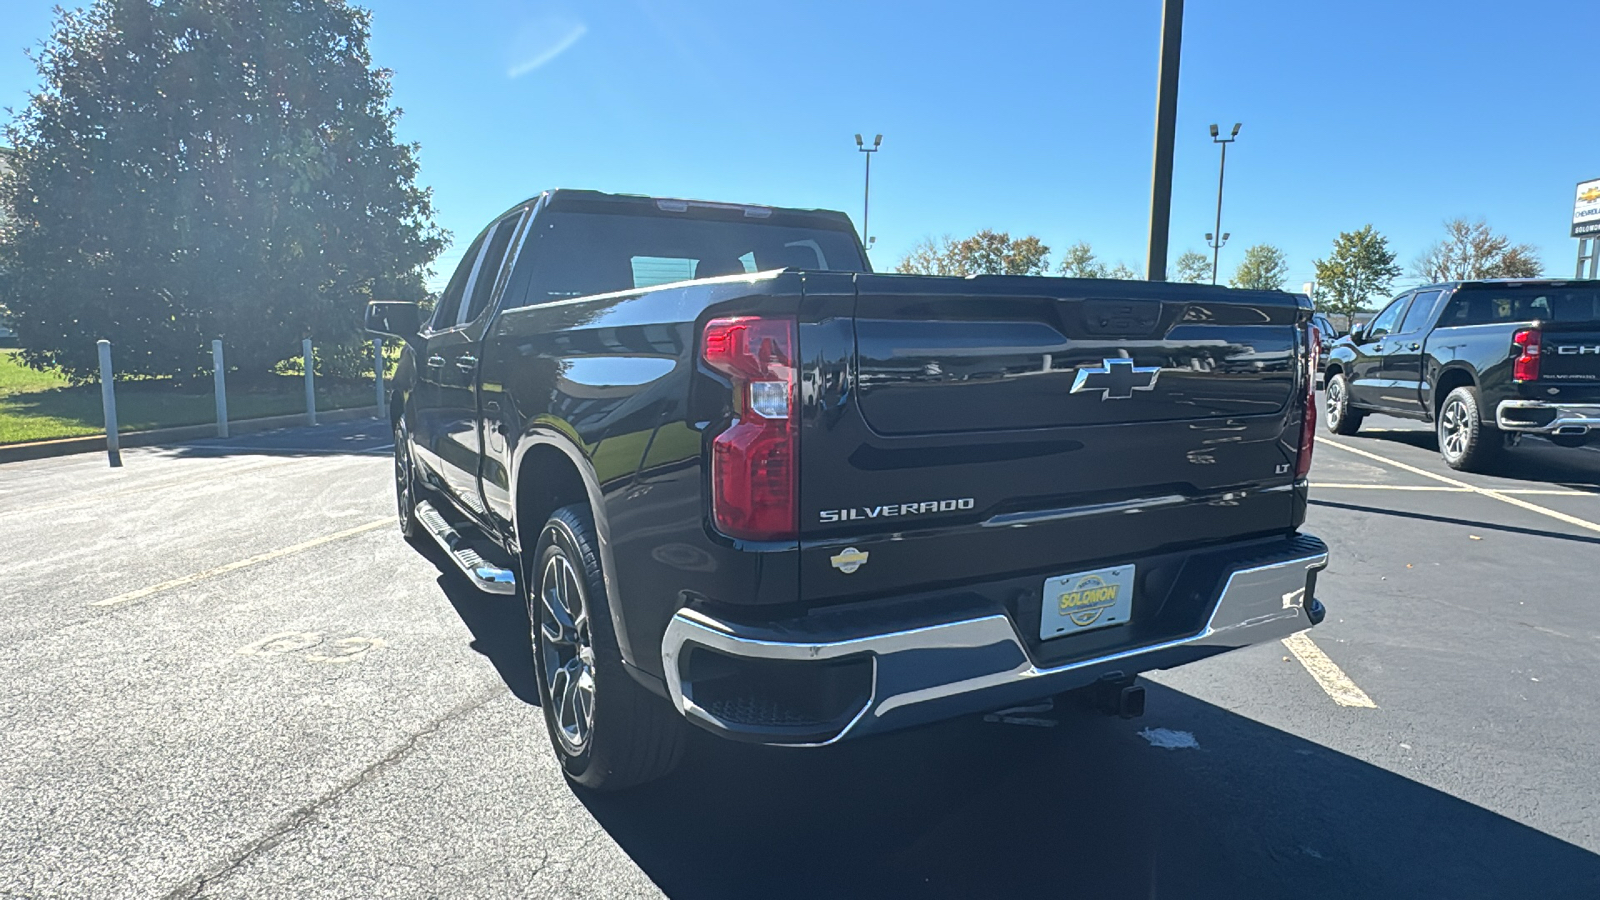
[455,354,478,371]
[1409,342,1420,350]
[1372,344,1384,352]
[425,355,446,368]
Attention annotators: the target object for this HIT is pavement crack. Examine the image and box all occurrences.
[162,685,503,900]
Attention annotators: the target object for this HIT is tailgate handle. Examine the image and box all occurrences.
[1082,299,1162,336]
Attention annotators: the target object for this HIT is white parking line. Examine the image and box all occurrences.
[1282,633,1377,708]
[1311,483,1467,492]
[1317,438,1600,536]
[92,519,390,608]
[1310,482,1594,497]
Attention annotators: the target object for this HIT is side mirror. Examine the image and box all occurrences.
[365,301,420,344]
[1349,324,1366,343]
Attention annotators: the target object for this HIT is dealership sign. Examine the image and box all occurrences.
[1575,178,1600,237]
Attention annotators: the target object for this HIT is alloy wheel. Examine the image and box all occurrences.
[1440,397,1469,459]
[538,550,596,754]
[394,423,414,526]
[1325,378,1346,429]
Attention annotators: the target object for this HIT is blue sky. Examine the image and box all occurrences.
[5,0,1598,293]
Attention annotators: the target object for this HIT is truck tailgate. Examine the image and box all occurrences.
[1540,323,1600,386]
[797,273,1311,610]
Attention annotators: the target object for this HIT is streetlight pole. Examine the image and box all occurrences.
[1208,122,1240,285]
[1206,230,1230,283]
[855,133,881,252]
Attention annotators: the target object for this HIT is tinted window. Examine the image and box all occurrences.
[1438,285,1600,327]
[429,230,488,331]
[1368,295,1410,338]
[460,213,526,324]
[1399,290,1442,333]
[513,212,866,306]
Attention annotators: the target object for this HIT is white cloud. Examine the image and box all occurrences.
[507,21,587,78]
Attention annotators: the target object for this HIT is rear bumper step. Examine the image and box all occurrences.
[660,535,1329,746]
[415,500,517,595]
[1496,400,1600,435]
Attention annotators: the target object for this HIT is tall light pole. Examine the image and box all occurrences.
[1144,0,1184,281]
[855,133,881,251]
[1208,122,1240,284]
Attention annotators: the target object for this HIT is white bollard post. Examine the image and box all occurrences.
[212,339,229,438]
[373,337,386,419]
[302,338,317,427]
[97,339,121,468]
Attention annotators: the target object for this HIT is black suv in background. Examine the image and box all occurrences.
[1323,280,1600,470]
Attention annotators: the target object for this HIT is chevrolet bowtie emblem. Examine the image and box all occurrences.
[1070,358,1161,400]
[830,547,869,574]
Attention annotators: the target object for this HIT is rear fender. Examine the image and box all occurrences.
[509,426,637,667]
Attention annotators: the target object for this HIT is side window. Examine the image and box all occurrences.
[429,230,489,332]
[1399,290,1442,334]
[460,212,527,325]
[1368,295,1410,338]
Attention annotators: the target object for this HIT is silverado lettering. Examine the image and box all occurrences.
[819,498,975,523]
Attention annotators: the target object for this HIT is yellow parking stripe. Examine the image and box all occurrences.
[92,519,390,608]
[1282,633,1377,708]
[1317,438,1600,536]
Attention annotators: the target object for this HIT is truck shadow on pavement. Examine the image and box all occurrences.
[1309,498,1600,547]
[421,539,541,707]
[578,682,1600,900]
[1360,430,1600,489]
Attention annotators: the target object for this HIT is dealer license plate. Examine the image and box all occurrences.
[1039,565,1135,641]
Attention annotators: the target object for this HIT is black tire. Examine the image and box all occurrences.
[394,418,422,539]
[1438,386,1502,472]
[1325,372,1364,436]
[529,504,686,791]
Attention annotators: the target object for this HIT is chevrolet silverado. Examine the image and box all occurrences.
[365,189,1330,790]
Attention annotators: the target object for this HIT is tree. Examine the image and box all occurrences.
[895,230,1051,276]
[1412,218,1543,283]
[1312,226,1402,330]
[1055,242,1140,280]
[1173,250,1210,284]
[1230,243,1290,291]
[0,0,445,380]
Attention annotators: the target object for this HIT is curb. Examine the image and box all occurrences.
[0,406,383,464]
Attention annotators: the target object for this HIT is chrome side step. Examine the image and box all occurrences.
[415,500,517,595]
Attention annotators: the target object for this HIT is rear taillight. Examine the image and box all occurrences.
[1512,328,1541,382]
[702,316,798,541]
[1296,323,1320,479]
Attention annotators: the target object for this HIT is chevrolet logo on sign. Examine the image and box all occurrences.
[1070,358,1161,400]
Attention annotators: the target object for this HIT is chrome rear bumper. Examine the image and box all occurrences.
[1497,400,1600,435]
[660,537,1329,746]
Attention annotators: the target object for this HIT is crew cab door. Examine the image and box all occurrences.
[1382,289,1443,414]
[414,209,530,518]
[1349,294,1410,410]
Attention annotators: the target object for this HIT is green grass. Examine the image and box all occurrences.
[0,349,376,445]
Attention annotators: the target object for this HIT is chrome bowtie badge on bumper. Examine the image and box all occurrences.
[1071,358,1162,400]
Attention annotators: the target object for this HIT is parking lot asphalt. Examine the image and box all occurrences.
[2,413,1599,899]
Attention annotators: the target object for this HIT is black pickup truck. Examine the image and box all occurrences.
[1323,280,1600,470]
[365,189,1329,790]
